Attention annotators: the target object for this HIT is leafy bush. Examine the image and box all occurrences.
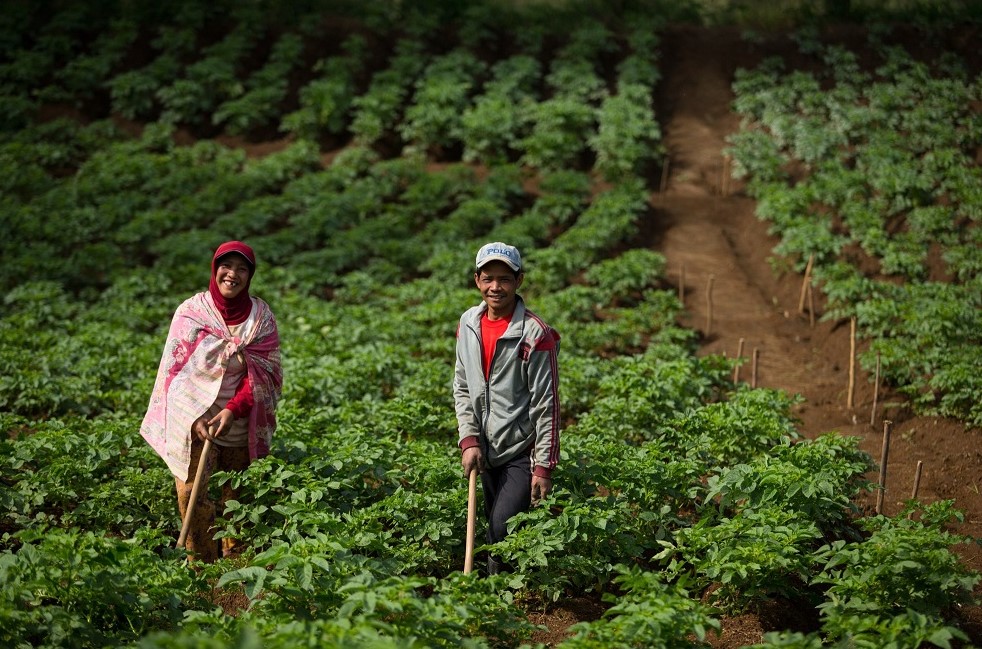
[590,82,663,182]
[813,502,978,647]
[561,567,720,648]
[0,529,200,648]
[659,507,823,612]
[280,34,367,140]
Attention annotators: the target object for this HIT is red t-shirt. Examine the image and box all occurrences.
[480,311,512,379]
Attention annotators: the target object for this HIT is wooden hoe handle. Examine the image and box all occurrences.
[463,468,477,574]
[177,435,213,549]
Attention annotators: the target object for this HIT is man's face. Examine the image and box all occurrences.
[475,261,523,315]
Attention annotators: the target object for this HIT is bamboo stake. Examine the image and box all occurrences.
[870,351,881,427]
[705,274,715,335]
[659,157,671,194]
[875,420,892,515]
[751,347,759,388]
[847,316,856,409]
[798,254,814,314]
[464,469,477,574]
[733,337,745,383]
[678,262,685,304]
[911,461,923,500]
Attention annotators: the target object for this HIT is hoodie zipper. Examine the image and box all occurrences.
[466,323,494,461]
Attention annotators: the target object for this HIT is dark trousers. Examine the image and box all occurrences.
[481,452,532,546]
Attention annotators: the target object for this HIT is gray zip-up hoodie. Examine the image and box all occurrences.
[453,295,560,478]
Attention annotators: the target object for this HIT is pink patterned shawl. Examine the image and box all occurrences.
[140,291,282,481]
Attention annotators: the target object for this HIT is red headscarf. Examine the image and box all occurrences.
[208,241,256,326]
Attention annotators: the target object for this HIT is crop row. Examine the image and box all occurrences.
[1,1,665,181]
[727,29,982,426]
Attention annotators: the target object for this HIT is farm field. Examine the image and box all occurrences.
[1,1,981,647]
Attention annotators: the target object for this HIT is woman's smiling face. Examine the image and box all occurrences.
[215,253,252,300]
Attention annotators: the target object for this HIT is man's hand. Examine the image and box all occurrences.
[461,446,483,478]
[531,475,552,505]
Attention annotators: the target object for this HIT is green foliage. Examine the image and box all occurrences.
[107,26,197,120]
[281,34,367,140]
[813,502,978,647]
[729,32,982,427]
[0,5,978,647]
[583,248,666,304]
[157,23,261,126]
[460,55,541,164]
[667,388,802,467]
[0,417,173,540]
[350,38,428,145]
[571,348,729,443]
[704,433,874,528]
[529,180,647,291]
[0,528,200,649]
[493,493,649,602]
[659,507,823,612]
[519,97,596,171]
[400,49,486,155]
[561,567,720,648]
[214,33,305,135]
[590,82,663,182]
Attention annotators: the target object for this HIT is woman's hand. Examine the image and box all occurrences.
[191,416,212,442]
[207,409,234,438]
[191,409,234,442]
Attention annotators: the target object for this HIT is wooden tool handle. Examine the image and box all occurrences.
[463,468,477,574]
[177,436,213,549]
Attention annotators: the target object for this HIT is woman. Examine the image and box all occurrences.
[141,241,282,562]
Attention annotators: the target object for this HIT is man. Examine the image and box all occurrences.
[453,241,561,575]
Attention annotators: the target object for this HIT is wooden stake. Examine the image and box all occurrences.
[751,347,759,388]
[705,274,715,335]
[911,460,923,500]
[678,262,685,304]
[807,284,815,328]
[870,351,880,427]
[659,157,671,194]
[847,317,856,410]
[721,156,731,196]
[875,420,892,515]
[798,254,814,314]
[733,337,745,383]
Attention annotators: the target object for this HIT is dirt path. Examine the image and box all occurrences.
[649,25,982,645]
[655,26,857,439]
